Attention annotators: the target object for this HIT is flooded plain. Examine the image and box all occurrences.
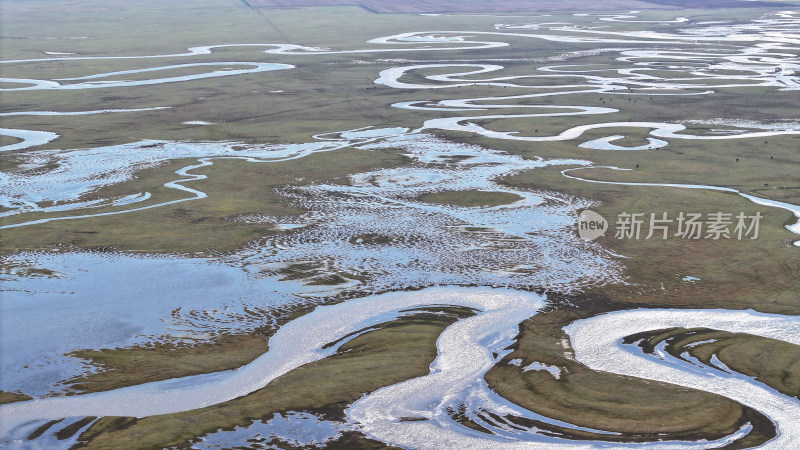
[1,8,799,449]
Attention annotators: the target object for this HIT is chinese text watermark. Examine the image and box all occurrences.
[578,210,761,242]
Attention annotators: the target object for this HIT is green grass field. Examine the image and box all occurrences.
[2,1,799,447]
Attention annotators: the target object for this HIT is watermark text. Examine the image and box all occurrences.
[578,210,762,241]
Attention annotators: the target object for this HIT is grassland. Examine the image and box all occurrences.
[417,190,523,208]
[624,327,800,399]
[484,135,799,445]
[0,391,33,405]
[0,148,407,253]
[76,307,475,448]
[2,1,799,448]
[63,300,319,395]
[248,0,659,13]
[2,2,777,151]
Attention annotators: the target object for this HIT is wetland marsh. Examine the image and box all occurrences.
[1,1,799,448]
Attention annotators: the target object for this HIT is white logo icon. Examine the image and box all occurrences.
[577,210,608,241]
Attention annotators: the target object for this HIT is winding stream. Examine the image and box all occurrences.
[2,9,799,449]
[562,166,800,245]
[0,287,542,437]
[565,309,800,448]
[4,287,798,448]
